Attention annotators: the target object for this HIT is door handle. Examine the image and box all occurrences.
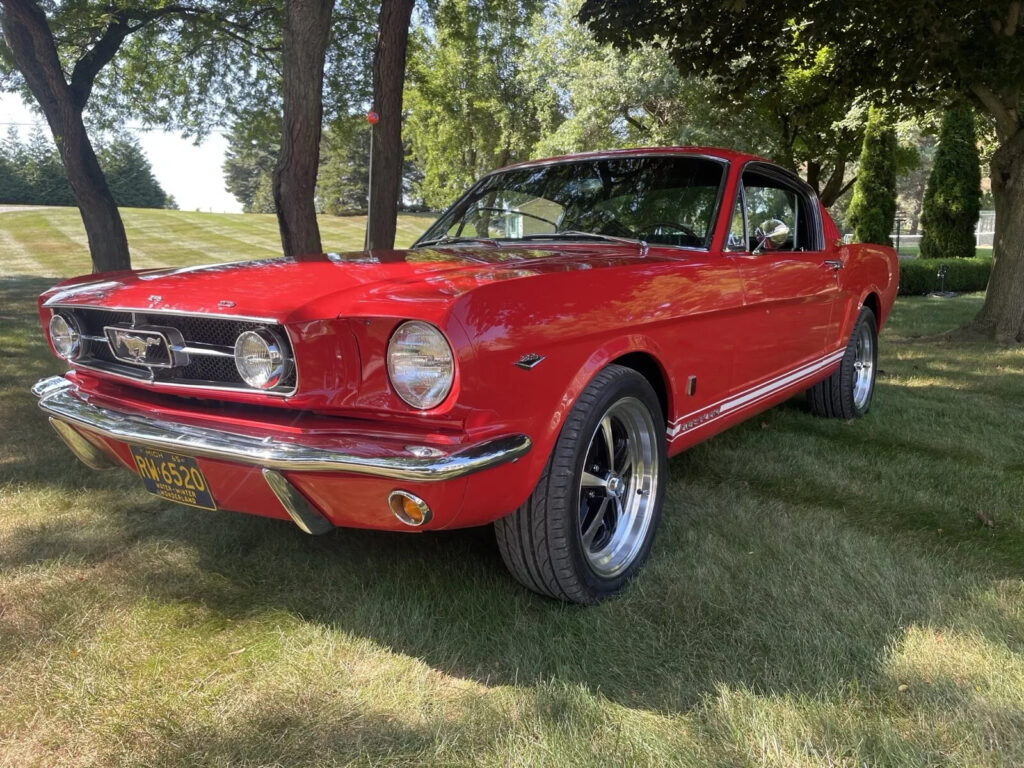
[823,259,843,271]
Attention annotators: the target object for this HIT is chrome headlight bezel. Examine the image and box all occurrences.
[386,320,455,410]
[233,327,291,390]
[49,312,82,360]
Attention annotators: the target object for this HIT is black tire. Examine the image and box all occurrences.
[807,305,878,419]
[494,364,667,603]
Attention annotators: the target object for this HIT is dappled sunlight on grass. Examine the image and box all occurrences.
[1,274,1023,764]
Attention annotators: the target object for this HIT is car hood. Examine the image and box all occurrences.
[41,245,669,323]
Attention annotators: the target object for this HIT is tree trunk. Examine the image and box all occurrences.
[0,0,130,273]
[964,128,1024,342]
[819,157,850,207]
[366,0,414,251]
[273,0,333,257]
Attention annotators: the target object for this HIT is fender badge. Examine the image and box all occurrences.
[514,353,545,370]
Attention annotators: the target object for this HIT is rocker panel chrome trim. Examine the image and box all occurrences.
[32,376,531,482]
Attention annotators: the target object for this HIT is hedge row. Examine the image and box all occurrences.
[898,256,992,295]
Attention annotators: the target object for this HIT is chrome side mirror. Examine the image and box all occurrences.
[753,219,790,253]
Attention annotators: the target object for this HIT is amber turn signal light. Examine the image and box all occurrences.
[388,491,431,527]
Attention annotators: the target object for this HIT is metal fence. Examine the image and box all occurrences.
[976,211,995,246]
[884,210,995,256]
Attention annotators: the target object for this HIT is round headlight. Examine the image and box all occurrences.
[387,321,454,410]
[49,313,81,360]
[234,328,290,389]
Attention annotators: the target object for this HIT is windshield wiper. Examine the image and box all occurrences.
[414,235,501,248]
[519,231,647,247]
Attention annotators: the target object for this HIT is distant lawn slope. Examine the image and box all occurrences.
[0,206,437,278]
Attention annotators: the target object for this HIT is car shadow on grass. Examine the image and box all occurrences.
[0,439,1001,719]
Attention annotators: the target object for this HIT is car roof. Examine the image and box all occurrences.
[494,146,771,173]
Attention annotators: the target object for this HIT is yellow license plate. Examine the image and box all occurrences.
[129,446,217,511]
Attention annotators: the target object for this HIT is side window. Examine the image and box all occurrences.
[745,184,797,252]
[725,168,822,253]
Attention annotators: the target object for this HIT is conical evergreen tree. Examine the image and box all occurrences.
[919,106,981,259]
[847,106,898,246]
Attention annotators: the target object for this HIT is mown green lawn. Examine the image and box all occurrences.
[1,210,1023,766]
[0,206,436,276]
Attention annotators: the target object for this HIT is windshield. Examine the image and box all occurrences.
[416,155,726,249]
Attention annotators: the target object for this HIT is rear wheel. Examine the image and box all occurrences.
[807,305,878,419]
[494,365,667,603]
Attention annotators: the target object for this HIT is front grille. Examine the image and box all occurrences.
[54,306,297,394]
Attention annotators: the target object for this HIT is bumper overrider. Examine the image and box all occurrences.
[32,376,532,534]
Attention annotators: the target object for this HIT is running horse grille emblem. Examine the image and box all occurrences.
[104,326,176,368]
[118,334,161,362]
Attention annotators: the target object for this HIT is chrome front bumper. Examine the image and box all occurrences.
[32,375,532,482]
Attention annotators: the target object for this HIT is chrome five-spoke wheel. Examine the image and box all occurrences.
[851,318,874,412]
[578,398,659,578]
[807,304,878,419]
[494,364,667,604]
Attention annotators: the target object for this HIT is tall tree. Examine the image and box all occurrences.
[919,106,982,259]
[224,109,281,213]
[366,0,414,250]
[1,0,132,271]
[0,0,279,271]
[99,137,172,209]
[273,0,333,257]
[579,0,1024,341]
[404,0,544,209]
[317,115,371,215]
[847,107,898,246]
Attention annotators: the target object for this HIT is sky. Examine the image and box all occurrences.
[0,93,242,213]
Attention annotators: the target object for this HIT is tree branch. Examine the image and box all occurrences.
[971,82,1020,140]
[819,156,851,206]
[620,108,648,134]
[68,13,132,109]
[1006,1,1020,36]
[67,4,279,109]
[836,175,857,200]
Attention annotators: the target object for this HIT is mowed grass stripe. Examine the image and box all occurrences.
[0,224,51,276]
[0,207,438,278]
[0,210,90,275]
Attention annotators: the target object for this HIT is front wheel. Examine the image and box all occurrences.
[494,365,667,604]
[807,305,878,419]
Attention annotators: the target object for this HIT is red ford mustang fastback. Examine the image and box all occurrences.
[33,148,898,603]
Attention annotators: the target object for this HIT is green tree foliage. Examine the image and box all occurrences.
[579,0,1024,341]
[0,2,284,137]
[0,128,171,208]
[847,108,898,246]
[919,107,982,259]
[223,110,281,213]
[224,114,373,215]
[317,115,370,215]
[404,0,546,209]
[98,137,172,209]
[571,0,866,205]
[529,0,770,157]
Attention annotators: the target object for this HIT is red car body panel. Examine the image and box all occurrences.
[34,147,899,533]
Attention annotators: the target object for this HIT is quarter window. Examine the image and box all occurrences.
[727,168,821,253]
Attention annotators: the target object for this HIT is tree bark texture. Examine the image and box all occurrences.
[273,0,333,257]
[366,0,414,251]
[0,0,130,273]
[967,128,1024,342]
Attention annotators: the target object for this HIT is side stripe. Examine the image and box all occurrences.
[666,349,844,440]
